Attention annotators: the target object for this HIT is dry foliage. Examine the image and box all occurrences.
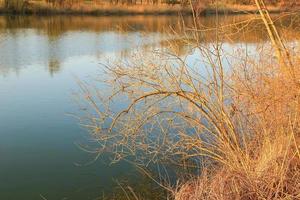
[175,51,300,200]
[78,2,300,199]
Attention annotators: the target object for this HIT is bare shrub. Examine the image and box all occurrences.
[78,1,300,199]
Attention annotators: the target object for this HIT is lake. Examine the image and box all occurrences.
[0,14,299,200]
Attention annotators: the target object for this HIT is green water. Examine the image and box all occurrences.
[0,14,299,200]
[0,15,183,200]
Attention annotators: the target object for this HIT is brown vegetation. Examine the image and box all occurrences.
[174,45,300,200]
[0,0,296,15]
[74,1,300,199]
[174,2,300,198]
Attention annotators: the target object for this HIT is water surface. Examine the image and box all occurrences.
[0,14,299,200]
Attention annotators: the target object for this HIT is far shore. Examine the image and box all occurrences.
[0,4,288,16]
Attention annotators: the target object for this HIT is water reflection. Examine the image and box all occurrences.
[0,29,162,76]
[1,15,299,77]
[0,14,299,200]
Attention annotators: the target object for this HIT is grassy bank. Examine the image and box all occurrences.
[0,1,284,16]
[0,3,188,15]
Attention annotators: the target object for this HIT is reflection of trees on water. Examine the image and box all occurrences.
[0,16,172,76]
[48,59,60,76]
[0,14,299,76]
[2,15,300,40]
[1,15,181,34]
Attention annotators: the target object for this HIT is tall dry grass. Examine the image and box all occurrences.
[174,2,300,198]
[0,0,288,15]
[174,53,300,200]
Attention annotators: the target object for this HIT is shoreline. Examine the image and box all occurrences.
[0,5,287,16]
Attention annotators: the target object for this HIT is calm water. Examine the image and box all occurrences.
[0,15,299,200]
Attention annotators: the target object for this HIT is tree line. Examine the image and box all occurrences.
[2,0,298,11]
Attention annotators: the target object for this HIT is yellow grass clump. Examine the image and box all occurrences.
[175,58,300,199]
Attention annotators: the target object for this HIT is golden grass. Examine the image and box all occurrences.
[0,0,284,15]
[34,2,185,15]
[174,45,300,200]
[0,1,191,15]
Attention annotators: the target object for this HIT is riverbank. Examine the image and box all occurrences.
[0,3,285,16]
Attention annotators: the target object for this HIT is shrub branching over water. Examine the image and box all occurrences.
[79,1,300,199]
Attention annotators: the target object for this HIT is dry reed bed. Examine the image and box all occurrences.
[174,57,300,200]
[174,8,300,198]
[0,0,286,15]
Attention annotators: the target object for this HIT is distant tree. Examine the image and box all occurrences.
[4,0,29,11]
